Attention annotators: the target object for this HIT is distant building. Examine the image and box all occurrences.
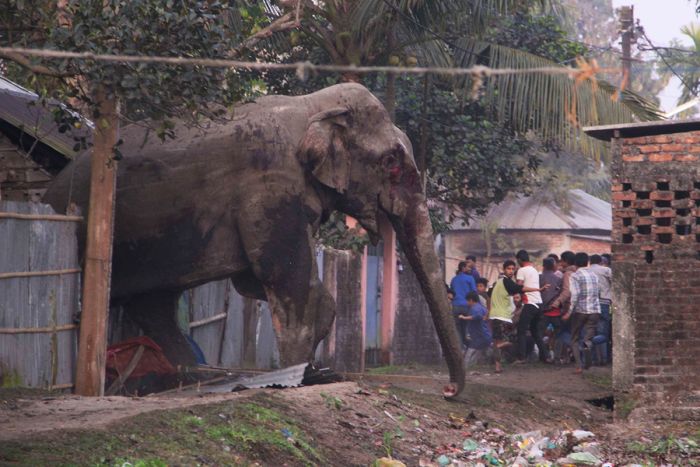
[443,189,611,284]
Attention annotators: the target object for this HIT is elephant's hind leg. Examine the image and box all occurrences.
[123,290,197,367]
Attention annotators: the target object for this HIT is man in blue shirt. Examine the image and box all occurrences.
[459,291,497,371]
[450,261,477,349]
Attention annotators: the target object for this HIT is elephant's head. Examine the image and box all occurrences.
[298,83,465,397]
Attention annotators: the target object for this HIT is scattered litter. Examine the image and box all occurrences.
[437,454,451,466]
[571,430,595,441]
[565,451,602,465]
[374,457,406,467]
[462,438,479,451]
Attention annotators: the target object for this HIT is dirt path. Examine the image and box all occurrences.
[1,363,612,442]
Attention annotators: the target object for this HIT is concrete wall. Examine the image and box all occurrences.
[612,131,700,421]
[391,252,443,365]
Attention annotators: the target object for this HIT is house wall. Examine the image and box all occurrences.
[445,230,610,285]
[612,131,700,421]
[0,132,52,202]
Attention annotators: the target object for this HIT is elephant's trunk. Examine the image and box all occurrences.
[389,194,465,398]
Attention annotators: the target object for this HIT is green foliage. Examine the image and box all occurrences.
[320,392,344,410]
[1,0,262,134]
[316,212,370,252]
[370,74,539,222]
[487,12,587,63]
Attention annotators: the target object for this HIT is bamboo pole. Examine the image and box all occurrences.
[0,212,83,222]
[75,87,119,397]
[189,312,228,329]
[0,269,81,280]
[0,323,77,334]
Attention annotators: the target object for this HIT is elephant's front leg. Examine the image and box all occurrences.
[240,205,336,366]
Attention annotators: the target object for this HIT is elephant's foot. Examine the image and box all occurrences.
[123,290,197,368]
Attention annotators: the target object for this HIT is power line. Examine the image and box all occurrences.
[637,27,697,98]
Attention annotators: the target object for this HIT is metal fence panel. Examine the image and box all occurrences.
[0,201,79,388]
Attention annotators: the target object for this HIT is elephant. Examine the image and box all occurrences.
[43,83,465,397]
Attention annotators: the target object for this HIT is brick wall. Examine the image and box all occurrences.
[612,131,700,421]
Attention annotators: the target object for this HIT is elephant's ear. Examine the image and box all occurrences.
[297,107,351,193]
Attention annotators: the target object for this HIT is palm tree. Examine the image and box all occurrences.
[251,0,660,157]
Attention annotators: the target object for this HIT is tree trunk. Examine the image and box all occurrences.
[74,86,119,396]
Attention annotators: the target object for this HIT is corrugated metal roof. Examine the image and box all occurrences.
[202,363,342,393]
[583,118,700,141]
[450,189,611,231]
[0,85,92,160]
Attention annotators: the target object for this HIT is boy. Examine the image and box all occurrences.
[476,277,490,310]
[459,291,498,372]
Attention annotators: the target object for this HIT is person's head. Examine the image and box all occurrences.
[465,255,477,270]
[602,253,611,266]
[590,254,602,265]
[466,291,480,304]
[561,250,576,267]
[457,261,468,274]
[513,293,522,305]
[547,253,559,262]
[502,259,517,277]
[476,277,488,293]
[543,257,556,271]
[515,249,530,266]
[574,252,589,268]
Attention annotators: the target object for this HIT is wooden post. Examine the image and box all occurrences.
[75,86,119,396]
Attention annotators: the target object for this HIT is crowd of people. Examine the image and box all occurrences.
[448,250,612,375]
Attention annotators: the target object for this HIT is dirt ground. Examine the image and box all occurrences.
[0,363,698,466]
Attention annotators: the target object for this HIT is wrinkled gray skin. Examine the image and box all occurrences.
[44,83,465,397]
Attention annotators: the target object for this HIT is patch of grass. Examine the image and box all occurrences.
[205,402,323,466]
[0,395,326,466]
[626,434,700,465]
[583,372,612,388]
[320,392,344,410]
[366,365,406,375]
[615,395,636,420]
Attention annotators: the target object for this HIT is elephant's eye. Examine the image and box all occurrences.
[383,154,399,170]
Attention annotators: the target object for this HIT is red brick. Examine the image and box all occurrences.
[652,208,675,218]
[635,217,654,225]
[632,199,654,209]
[650,191,673,201]
[674,154,699,162]
[612,192,636,201]
[652,225,674,234]
[651,135,673,144]
[649,153,674,162]
[623,154,645,162]
[672,199,694,209]
[640,144,662,153]
[661,143,687,152]
[612,183,624,192]
[614,209,636,218]
[691,191,700,200]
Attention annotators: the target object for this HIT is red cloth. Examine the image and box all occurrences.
[544,306,561,317]
[106,336,176,380]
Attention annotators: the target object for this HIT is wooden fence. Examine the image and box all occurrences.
[0,201,80,389]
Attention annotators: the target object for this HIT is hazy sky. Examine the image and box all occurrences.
[611,0,698,111]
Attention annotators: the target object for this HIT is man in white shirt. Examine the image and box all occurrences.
[515,249,549,363]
